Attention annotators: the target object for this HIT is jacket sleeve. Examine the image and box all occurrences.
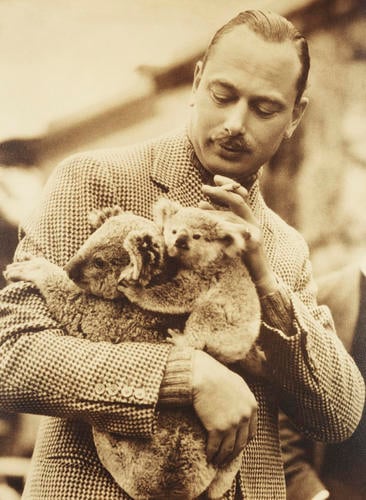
[0,154,172,438]
[258,238,365,443]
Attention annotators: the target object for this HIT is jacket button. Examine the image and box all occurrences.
[121,385,133,398]
[95,383,106,396]
[134,387,145,400]
[106,383,119,396]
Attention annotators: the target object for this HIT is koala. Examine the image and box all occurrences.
[4,199,262,500]
[121,198,261,366]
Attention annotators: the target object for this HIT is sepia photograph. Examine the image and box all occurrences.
[0,1,365,499]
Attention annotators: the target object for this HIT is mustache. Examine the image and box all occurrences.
[211,130,252,152]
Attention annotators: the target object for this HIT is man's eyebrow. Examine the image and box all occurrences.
[252,96,286,109]
[209,80,287,108]
[209,79,237,92]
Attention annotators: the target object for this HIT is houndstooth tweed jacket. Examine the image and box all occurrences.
[0,129,364,499]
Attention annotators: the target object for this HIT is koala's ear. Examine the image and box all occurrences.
[153,198,181,229]
[88,206,123,231]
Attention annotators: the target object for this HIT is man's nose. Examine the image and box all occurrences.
[224,100,248,136]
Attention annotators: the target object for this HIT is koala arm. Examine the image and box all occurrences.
[122,268,208,314]
[3,258,87,334]
[0,155,172,437]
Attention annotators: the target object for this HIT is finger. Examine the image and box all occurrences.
[232,419,250,459]
[202,185,257,224]
[198,201,215,210]
[206,430,222,463]
[213,175,249,200]
[212,430,236,466]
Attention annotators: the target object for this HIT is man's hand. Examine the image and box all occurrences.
[201,175,262,252]
[192,350,258,465]
[202,174,278,297]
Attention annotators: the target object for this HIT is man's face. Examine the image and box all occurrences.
[188,25,308,181]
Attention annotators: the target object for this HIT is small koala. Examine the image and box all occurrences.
[121,198,261,366]
[4,199,262,500]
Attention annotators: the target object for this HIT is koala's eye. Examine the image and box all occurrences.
[93,257,105,269]
[193,233,201,240]
[172,229,177,235]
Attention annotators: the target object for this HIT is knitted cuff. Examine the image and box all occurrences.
[158,347,194,406]
[260,284,295,336]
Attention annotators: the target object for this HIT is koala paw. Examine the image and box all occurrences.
[135,232,163,265]
[3,256,58,287]
[123,229,164,287]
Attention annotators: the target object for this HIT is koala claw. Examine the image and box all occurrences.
[166,328,189,347]
[118,266,140,288]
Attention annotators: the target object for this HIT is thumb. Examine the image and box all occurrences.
[198,201,215,210]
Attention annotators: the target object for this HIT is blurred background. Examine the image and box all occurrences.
[0,0,365,498]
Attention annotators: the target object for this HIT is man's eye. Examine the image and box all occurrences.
[257,108,276,117]
[93,257,105,269]
[210,90,233,104]
[253,104,279,118]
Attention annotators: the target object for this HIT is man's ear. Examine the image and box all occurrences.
[189,60,203,105]
[284,96,309,139]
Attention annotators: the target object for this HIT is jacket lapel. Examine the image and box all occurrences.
[149,129,213,206]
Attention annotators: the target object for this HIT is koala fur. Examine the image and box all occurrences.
[121,199,261,365]
[4,199,262,500]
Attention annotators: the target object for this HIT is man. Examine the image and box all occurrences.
[282,258,366,500]
[0,10,364,499]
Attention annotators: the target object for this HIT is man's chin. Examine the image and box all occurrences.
[204,154,252,179]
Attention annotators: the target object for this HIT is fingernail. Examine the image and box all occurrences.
[221,182,241,192]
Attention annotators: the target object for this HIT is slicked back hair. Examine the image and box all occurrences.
[201,10,310,104]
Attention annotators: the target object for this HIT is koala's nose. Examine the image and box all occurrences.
[175,232,189,249]
[64,257,83,282]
